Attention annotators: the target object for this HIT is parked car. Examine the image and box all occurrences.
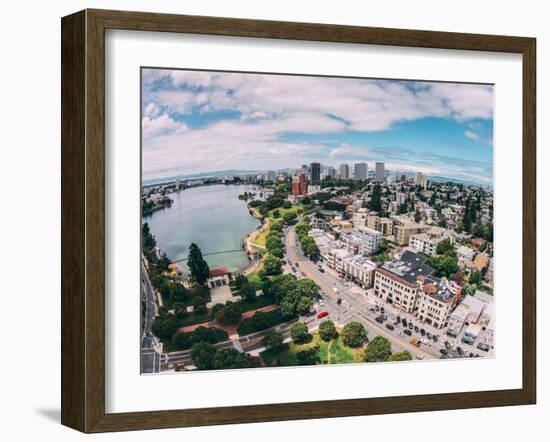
[380,307,385,314]
[375,316,385,324]
[440,348,448,355]
[402,318,407,327]
[318,267,325,273]
[336,298,342,305]
[295,262,299,267]
[396,315,401,323]
[408,323,413,330]
[317,311,329,319]
[414,325,419,333]
[385,324,395,331]
[426,332,432,339]
[318,299,325,307]
[420,328,426,336]
[404,329,412,336]
[433,335,439,342]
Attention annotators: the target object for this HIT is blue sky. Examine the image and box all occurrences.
[141,69,493,185]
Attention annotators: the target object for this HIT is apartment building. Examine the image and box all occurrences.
[394,223,430,245]
[366,215,393,237]
[415,277,461,329]
[342,255,376,288]
[374,251,434,313]
[408,227,453,256]
[341,226,382,256]
[374,251,460,327]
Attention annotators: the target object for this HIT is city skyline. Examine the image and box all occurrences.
[142,69,494,185]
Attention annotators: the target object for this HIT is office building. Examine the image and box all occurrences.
[339,163,350,179]
[291,172,308,196]
[310,162,321,186]
[375,162,385,181]
[353,162,367,180]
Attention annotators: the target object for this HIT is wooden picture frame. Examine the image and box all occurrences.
[61,8,536,433]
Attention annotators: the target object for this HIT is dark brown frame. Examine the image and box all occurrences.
[61,8,536,433]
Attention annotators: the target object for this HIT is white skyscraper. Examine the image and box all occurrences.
[415,171,428,189]
[375,162,385,181]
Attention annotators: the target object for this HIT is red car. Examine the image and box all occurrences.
[317,311,329,319]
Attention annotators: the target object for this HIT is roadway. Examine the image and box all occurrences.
[284,225,438,360]
[140,259,161,374]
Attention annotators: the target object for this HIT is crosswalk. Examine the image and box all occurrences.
[232,338,244,352]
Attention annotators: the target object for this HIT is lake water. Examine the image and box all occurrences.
[143,184,261,274]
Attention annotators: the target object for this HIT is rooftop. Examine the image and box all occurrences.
[209,267,229,277]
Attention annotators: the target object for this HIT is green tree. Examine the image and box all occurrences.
[398,202,408,214]
[365,336,392,362]
[191,341,216,370]
[462,199,472,233]
[213,348,251,370]
[261,331,284,349]
[341,321,367,348]
[263,255,282,276]
[234,274,248,290]
[296,296,313,316]
[215,302,242,325]
[192,295,208,314]
[151,313,179,341]
[301,236,320,258]
[290,322,311,344]
[239,282,256,301]
[187,243,210,285]
[318,320,338,341]
[436,238,453,255]
[387,350,413,362]
[272,209,280,218]
[283,212,297,225]
[296,345,320,365]
[470,271,483,286]
[369,183,382,212]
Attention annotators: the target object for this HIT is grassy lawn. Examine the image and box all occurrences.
[267,204,304,221]
[261,333,365,367]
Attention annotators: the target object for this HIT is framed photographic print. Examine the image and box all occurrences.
[61,9,536,433]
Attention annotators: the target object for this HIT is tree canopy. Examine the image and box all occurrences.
[340,321,367,348]
[188,243,210,285]
[365,336,392,362]
[318,320,338,342]
[290,322,311,344]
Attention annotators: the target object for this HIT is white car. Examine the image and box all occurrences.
[333,287,339,293]
[319,299,325,306]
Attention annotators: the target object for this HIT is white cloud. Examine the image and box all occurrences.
[142,114,187,139]
[141,69,494,183]
[464,130,480,141]
[144,102,160,118]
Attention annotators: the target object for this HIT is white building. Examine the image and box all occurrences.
[339,164,350,179]
[409,227,453,256]
[341,227,382,256]
[457,245,476,268]
[342,255,376,288]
